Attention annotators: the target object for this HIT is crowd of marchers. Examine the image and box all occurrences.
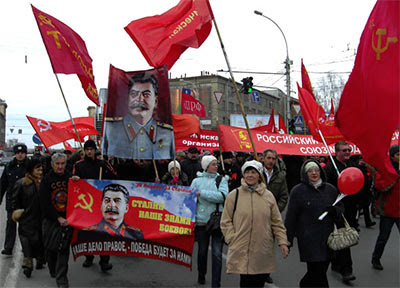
[0,140,398,288]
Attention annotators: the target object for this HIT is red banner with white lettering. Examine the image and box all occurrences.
[27,116,98,148]
[174,129,219,151]
[68,179,197,268]
[181,92,206,117]
[31,5,99,106]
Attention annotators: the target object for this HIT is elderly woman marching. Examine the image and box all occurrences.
[11,158,45,278]
[221,160,289,287]
[285,159,343,287]
[191,155,229,287]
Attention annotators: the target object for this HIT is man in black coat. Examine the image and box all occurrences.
[40,152,72,288]
[324,141,359,284]
[180,147,202,185]
[73,139,114,272]
[0,143,29,256]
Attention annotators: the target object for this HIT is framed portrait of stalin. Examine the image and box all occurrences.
[102,65,175,160]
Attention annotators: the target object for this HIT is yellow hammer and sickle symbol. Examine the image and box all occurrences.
[372,28,398,60]
[74,193,94,213]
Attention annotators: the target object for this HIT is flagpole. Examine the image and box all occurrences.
[211,19,259,162]
[54,74,83,149]
[317,129,340,177]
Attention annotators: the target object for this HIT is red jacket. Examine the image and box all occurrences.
[375,172,400,218]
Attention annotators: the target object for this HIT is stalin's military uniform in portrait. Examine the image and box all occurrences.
[77,219,144,241]
[103,114,174,160]
[103,71,175,160]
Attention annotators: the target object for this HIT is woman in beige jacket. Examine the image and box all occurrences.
[221,160,289,287]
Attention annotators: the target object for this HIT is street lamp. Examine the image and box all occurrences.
[254,10,291,127]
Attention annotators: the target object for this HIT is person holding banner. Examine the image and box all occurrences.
[191,155,229,287]
[285,160,343,288]
[221,160,289,287]
[161,160,189,186]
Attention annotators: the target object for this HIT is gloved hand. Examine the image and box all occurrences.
[171,176,179,185]
[12,209,25,222]
[325,205,339,217]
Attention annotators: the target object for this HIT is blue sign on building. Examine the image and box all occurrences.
[251,91,260,103]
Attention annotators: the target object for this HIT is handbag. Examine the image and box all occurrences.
[206,176,225,234]
[327,215,359,251]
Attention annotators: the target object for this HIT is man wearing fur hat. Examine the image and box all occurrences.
[11,158,45,277]
[0,143,29,256]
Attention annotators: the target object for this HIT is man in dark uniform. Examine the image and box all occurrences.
[73,139,115,271]
[77,183,143,241]
[103,73,174,159]
[0,143,29,256]
[181,147,202,185]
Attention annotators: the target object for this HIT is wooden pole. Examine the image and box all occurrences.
[54,74,83,149]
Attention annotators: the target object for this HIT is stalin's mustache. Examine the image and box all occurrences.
[130,102,149,110]
[105,208,119,214]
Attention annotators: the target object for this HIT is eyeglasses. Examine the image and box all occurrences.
[341,149,351,152]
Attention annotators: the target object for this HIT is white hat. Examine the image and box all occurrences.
[168,160,181,173]
[201,155,217,171]
[304,161,319,172]
[241,160,263,175]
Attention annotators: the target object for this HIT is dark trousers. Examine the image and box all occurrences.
[196,226,224,288]
[85,254,110,264]
[300,261,329,288]
[331,247,353,275]
[47,248,70,287]
[240,274,267,287]
[4,210,16,251]
[372,216,400,260]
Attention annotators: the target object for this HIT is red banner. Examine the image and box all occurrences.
[31,5,99,106]
[124,0,213,69]
[27,116,98,148]
[174,129,219,152]
[181,92,206,117]
[172,114,201,139]
[218,124,361,156]
[68,179,197,268]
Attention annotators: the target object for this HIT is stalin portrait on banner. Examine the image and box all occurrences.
[103,65,175,160]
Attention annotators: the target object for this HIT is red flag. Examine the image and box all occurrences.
[31,5,99,106]
[336,0,399,185]
[297,83,345,144]
[266,109,277,133]
[301,59,315,98]
[27,116,98,148]
[63,141,75,153]
[172,114,201,139]
[124,0,213,69]
[278,113,288,134]
[181,92,206,117]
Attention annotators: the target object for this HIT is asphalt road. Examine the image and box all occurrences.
[0,166,398,287]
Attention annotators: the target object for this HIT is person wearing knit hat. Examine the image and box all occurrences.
[191,155,228,286]
[11,157,45,277]
[285,159,342,287]
[221,159,289,287]
[161,160,189,186]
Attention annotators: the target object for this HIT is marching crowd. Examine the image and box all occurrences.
[0,140,399,288]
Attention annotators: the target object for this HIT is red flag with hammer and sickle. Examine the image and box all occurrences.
[31,5,99,106]
[336,0,399,186]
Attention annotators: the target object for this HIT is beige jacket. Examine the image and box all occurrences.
[221,179,288,274]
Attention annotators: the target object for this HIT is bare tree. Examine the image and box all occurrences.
[314,72,346,114]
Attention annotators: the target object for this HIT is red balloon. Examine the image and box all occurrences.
[337,167,365,195]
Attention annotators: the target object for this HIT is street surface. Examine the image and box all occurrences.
[0,167,399,287]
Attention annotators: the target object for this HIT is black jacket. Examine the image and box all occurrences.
[73,156,115,180]
[285,160,343,262]
[161,171,189,186]
[0,157,29,210]
[180,158,202,184]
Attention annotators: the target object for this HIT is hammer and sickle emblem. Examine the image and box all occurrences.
[37,120,52,132]
[372,28,398,60]
[74,193,94,213]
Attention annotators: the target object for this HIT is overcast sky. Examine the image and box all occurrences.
[0,0,376,148]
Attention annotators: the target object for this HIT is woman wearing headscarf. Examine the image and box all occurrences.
[221,160,289,287]
[285,159,342,287]
[11,158,45,278]
[191,155,229,287]
[161,160,189,186]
